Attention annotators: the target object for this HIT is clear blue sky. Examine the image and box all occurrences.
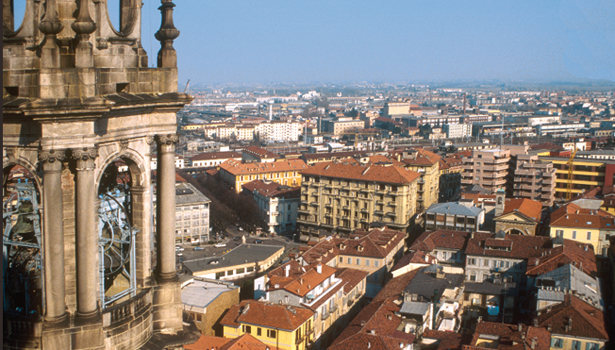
[15,1,615,85]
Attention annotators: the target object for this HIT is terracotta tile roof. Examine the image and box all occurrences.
[336,268,370,294]
[329,333,413,350]
[190,151,242,161]
[219,159,307,176]
[525,241,598,277]
[372,268,421,303]
[536,294,608,341]
[242,146,279,159]
[399,149,441,167]
[391,251,436,272]
[529,142,565,151]
[219,300,313,331]
[241,180,300,199]
[500,198,542,221]
[465,322,551,350]
[301,151,366,161]
[422,330,470,350]
[409,230,471,253]
[465,232,551,259]
[442,157,464,168]
[184,334,279,350]
[299,227,407,264]
[300,161,420,185]
[550,203,615,229]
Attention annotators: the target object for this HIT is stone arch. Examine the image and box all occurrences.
[104,0,139,37]
[96,148,147,190]
[2,0,30,38]
[2,159,44,318]
[507,228,525,235]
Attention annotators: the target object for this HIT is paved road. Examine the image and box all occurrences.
[175,225,303,267]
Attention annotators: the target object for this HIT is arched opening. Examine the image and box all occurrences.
[3,0,27,35]
[508,228,524,235]
[106,0,137,36]
[2,164,43,318]
[97,158,138,308]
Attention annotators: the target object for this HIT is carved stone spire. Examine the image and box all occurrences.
[39,0,63,68]
[71,0,96,68]
[155,0,180,68]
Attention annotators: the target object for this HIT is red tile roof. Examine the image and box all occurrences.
[391,251,436,272]
[184,334,279,350]
[300,161,420,185]
[500,198,542,222]
[219,159,307,176]
[190,151,242,161]
[398,149,441,167]
[536,294,608,341]
[219,300,313,331]
[422,330,469,350]
[550,203,615,229]
[242,146,279,159]
[466,232,552,259]
[409,230,471,253]
[241,180,300,199]
[525,241,597,277]
[465,322,551,350]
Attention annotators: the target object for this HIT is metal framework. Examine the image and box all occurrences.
[3,180,43,317]
[98,187,137,308]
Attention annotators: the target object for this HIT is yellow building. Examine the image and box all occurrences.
[218,159,307,193]
[549,203,615,257]
[396,149,441,211]
[220,300,314,350]
[538,156,605,199]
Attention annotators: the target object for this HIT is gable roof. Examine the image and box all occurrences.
[499,198,542,222]
[550,203,615,229]
[525,241,597,277]
[184,334,279,350]
[536,294,608,341]
[219,300,313,331]
[466,232,551,259]
[219,159,307,176]
[426,202,483,217]
[466,322,551,350]
[409,230,471,253]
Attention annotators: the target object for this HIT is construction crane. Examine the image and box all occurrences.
[565,148,579,201]
[342,132,380,151]
[183,79,190,93]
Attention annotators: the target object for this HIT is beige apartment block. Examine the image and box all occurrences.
[396,149,441,211]
[297,160,419,241]
[512,154,556,206]
[461,149,512,193]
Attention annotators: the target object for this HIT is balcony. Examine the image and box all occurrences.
[321,311,331,320]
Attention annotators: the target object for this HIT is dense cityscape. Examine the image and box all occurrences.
[3,1,615,350]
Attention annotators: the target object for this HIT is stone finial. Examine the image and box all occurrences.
[155,0,180,68]
[39,0,63,69]
[71,0,97,68]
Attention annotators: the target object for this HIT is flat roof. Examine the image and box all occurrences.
[182,278,239,309]
[183,243,284,274]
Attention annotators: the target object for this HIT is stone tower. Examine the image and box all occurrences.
[3,0,197,348]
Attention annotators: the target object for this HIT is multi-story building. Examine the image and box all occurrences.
[439,157,464,202]
[396,149,441,211]
[255,260,368,349]
[297,160,419,240]
[220,300,315,350]
[424,202,484,232]
[493,192,542,236]
[409,230,471,267]
[537,155,608,199]
[463,321,551,350]
[320,118,365,135]
[241,146,279,163]
[181,277,240,336]
[296,227,407,298]
[383,101,411,116]
[461,149,512,193]
[403,115,461,128]
[242,180,300,235]
[536,295,608,350]
[256,121,302,142]
[442,123,472,139]
[172,182,211,244]
[218,159,307,193]
[536,123,585,136]
[189,151,242,168]
[549,203,615,258]
[512,154,556,206]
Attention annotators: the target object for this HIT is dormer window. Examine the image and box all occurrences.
[339,243,346,250]
[358,245,364,252]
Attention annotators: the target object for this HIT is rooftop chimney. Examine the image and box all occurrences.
[531,338,536,350]
[317,264,322,274]
[285,264,290,277]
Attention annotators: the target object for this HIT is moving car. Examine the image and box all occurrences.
[214,243,227,248]
[193,246,205,251]
[255,239,263,244]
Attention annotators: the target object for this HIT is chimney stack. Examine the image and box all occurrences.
[317,264,322,274]
[531,338,536,350]
[285,264,290,277]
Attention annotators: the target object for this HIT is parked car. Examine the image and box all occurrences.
[214,243,227,248]
[233,236,241,241]
[238,227,244,231]
[175,246,184,252]
[193,246,205,251]
[255,239,264,244]
[176,252,183,257]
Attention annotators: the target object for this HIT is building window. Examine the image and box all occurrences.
[468,258,476,265]
[572,230,577,239]
[347,257,351,264]
[374,260,379,268]
[572,340,581,350]
[247,266,254,272]
[469,273,476,282]
[243,325,252,334]
[257,328,262,336]
[215,272,224,278]
[586,342,599,350]
[227,270,234,276]
[556,229,564,237]
[267,329,277,338]
[236,268,245,274]
[356,258,361,265]
[587,232,591,240]
[365,259,370,267]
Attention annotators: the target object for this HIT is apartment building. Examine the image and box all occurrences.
[461,149,511,193]
[255,260,368,349]
[442,123,472,139]
[320,118,365,135]
[218,159,307,193]
[424,202,484,232]
[241,146,279,163]
[189,151,242,168]
[256,121,302,142]
[181,277,240,336]
[536,123,585,136]
[549,203,615,258]
[463,322,551,350]
[512,154,556,206]
[383,101,410,116]
[297,160,419,240]
[409,230,471,267]
[296,227,407,298]
[403,115,461,128]
[220,300,314,350]
[396,149,441,211]
[439,157,463,202]
[241,179,300,235]
[538,156,608,199]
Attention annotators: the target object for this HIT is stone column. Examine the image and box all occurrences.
[39,149,68,323]
[156,134,178,283]
[73,148,100,323]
